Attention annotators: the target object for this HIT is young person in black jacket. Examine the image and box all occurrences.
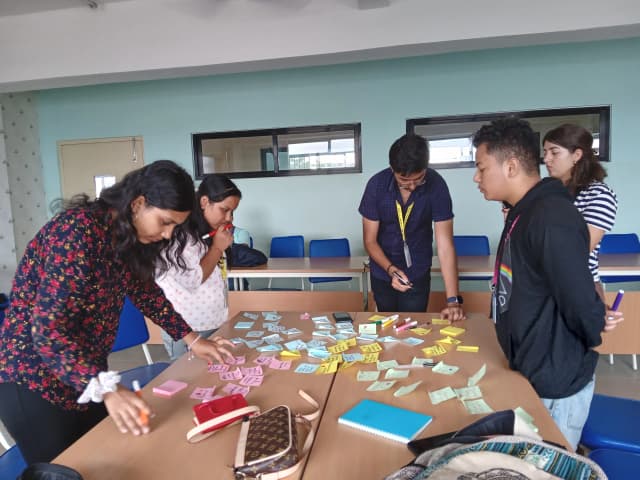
[471,117,623,450]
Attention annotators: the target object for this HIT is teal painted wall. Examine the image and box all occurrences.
[37,37,640,256]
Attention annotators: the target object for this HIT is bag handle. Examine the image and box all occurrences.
[186,405,260,443]
[236,390,319,480]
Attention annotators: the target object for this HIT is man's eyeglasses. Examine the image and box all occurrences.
[395,170,427,190]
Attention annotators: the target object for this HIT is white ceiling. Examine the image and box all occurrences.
[1,0,639,93]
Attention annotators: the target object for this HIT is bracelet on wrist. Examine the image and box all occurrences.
[187,334,201,361]
[386,264,395,274]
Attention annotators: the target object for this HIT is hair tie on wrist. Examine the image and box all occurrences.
[386,264,395,274]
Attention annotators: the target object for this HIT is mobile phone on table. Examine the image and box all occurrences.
[333,312,353,323]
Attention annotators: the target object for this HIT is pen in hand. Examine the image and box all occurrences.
[132,380,149,427]
[393,271,412,287]
[611,289,624,311]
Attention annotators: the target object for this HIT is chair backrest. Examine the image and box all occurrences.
[309,238,351,258]
[453,235,490,256]
[599,233,640,254]
[270,235,305,258]
[111,297,150,353]
[0,445,27,479]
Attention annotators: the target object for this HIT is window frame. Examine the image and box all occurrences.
[406,106,611,169]
[192,123,362,180]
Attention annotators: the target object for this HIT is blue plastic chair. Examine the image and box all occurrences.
[0,445,27,479]
[453,235,491,282]
[111,297,169,390]
[581,394,640,454]
[267,235,305,290]
[308,238,352,290]
[589,449,640,480]
[599,233,640,283]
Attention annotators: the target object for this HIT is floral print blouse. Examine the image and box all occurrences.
[0,206,191,411]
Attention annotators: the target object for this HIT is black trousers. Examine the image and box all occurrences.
[371,272,431,312]
[0,382,107,465]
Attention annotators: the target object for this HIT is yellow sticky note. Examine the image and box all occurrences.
[436,336,462,345]
[411,327,432,336]
[345,337,357,347]
[432,318,451,325]
[361,352,380,363]
[422,344,448,357]
[328,342,349,354]
[280,350,301,358]
[360,342,382,353]
[457,345,479,353]
[368,314,386,321]
[327,353,343,363]
[316,361,339,374]
[440,326,466,337]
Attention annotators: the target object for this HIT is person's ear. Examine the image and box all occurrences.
[504,156,519,178]
[130,195,146,216]
[199,196,210,210]
[572,148,584,165]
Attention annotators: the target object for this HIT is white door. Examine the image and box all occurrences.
[58,136,144,199]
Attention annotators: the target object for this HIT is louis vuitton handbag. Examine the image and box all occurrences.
[233,390,319,480]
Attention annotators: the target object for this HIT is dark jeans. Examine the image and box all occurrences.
[371,271,431,312]
[0,382,107,464]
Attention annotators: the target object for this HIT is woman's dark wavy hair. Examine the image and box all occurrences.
[543,123,606,197]
[51,160,195,284]
[192,174,242,246]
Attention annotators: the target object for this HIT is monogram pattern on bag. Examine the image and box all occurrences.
[238,406,299,475]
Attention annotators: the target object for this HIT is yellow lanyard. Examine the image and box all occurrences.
[395,201,414,242]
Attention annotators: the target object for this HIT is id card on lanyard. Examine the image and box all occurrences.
[219,253,228,307]
[396,201,414,268]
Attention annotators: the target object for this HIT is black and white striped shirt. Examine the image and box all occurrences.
[574,181,618,281]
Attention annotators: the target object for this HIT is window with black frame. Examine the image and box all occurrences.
[192,123,362,179]
[406,106,610,169]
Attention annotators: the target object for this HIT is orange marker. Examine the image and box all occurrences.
[132,380,149,427]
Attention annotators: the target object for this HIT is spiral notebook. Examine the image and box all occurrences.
[338,399,433,444]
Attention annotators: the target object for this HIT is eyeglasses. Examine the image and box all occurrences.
[395,170,427,190]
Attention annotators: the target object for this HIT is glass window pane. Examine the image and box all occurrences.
[428,137,474,164]
[278,130,356,171]
[200,135,274,174]
[95,175,116,198]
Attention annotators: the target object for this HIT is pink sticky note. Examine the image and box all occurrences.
[254,355,274,365]
[241,366,263,376]
[219,368,243,381]
[222,383,250,396]
[190,386,216,400]
[269,358,292,370]
[240,375,264,387]
[152,380,188,397]
[208,363,229,373]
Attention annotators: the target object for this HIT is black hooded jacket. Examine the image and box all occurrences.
[493,177,605,399]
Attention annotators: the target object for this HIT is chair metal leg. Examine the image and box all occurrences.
[268,278,273,289]
[633,354,638,371]
[300,278,305,290]
[309,283,314,291]
[142,344,153,365]
[0,431,11,450]
[609,354,614,365]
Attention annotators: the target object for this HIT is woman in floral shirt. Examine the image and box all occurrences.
[0,160,235,464]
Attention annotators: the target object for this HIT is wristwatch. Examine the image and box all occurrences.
[446,295,464,305]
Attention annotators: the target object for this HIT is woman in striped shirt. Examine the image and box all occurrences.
[543,124,618,303]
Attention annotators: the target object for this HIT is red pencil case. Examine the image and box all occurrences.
[187,394,260,443]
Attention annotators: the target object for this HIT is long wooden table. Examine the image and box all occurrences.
[57,311,568,479]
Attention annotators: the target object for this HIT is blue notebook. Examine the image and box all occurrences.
[338,398,433,444]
